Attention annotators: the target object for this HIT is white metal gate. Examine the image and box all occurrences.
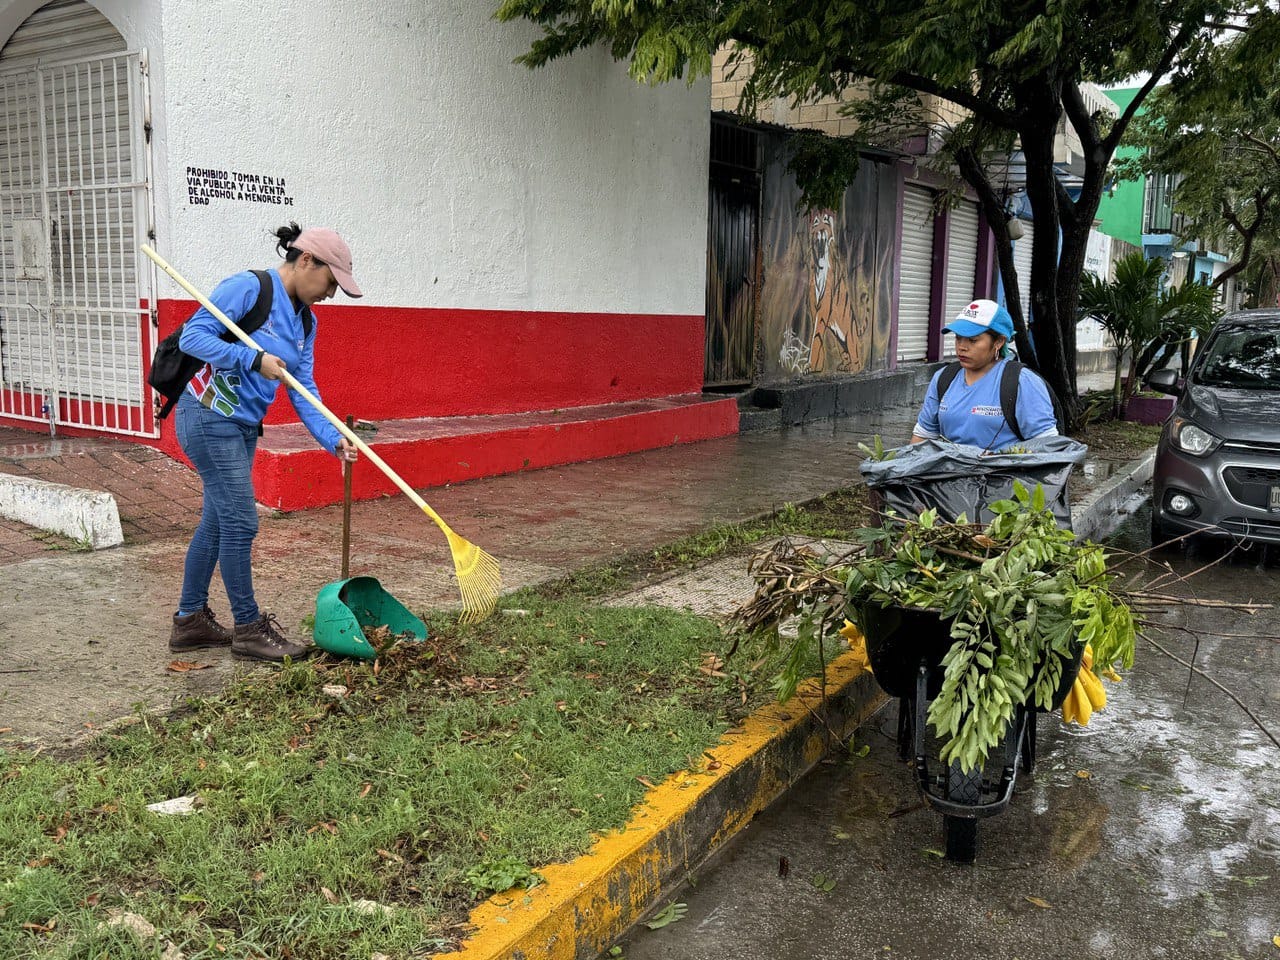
[0,47,154,436]
[897,185,935,362]
[942,201,981,357]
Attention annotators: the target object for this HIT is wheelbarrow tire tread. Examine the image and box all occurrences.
[944,760,981,863]
[944,816,978,863]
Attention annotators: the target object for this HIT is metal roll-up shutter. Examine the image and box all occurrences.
[897,186,935,361]
[942,201,980,356]
[1012,219,1034,320]
[0,0,123,65]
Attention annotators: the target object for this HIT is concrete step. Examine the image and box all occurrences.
[253,394,740,511]
[738,407,782,433]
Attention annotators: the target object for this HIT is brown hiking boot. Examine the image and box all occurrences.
[169,606,234,652]
[232,613,311,662]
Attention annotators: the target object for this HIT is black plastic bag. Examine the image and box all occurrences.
[859,436,1088,530]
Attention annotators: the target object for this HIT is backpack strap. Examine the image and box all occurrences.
[217,270,275,343]
[999,360,1027,442]
[935,360,964,401]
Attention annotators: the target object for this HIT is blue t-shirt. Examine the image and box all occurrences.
[913,359,1058,451]
[179,269,342,455]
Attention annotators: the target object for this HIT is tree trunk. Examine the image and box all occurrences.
[1019,117,1076,418]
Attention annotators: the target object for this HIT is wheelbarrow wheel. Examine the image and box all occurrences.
[943,816,978,863]
[944,761,981,863]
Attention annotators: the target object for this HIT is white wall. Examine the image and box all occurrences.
[147,0,708,316]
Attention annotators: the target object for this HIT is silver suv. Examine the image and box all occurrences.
[1147,310,1280,546]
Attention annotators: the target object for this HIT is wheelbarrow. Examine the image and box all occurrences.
[856,602,1082,863]
[856,440,1090,862]
[313,417,428,659]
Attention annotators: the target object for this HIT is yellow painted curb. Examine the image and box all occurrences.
[433,643,883,960]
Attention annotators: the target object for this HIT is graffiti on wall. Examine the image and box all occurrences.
[758,152,896,380]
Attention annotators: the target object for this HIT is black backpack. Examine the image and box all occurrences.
[934,359,1067,441]
[148,270,311,419]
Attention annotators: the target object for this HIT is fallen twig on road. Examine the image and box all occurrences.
[1139,630,1280,751]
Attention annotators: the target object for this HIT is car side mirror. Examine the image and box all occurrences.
[1145,368,1181,396]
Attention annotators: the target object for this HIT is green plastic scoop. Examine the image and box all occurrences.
[312,418,427,659]
[314,575,426,659]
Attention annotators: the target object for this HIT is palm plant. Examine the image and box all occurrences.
[1079,252,1221,416]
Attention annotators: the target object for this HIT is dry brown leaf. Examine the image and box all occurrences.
[1025,896,1052,909]
[636,776,657,789]
[166,660,212,673]
[320,887,339,904]
[358,782,372,799]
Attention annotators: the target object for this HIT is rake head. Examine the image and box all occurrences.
[446,530,502,624]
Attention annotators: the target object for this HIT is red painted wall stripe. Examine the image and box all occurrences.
[156,301,707,423]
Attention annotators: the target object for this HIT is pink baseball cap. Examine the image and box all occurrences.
[290,227,363,298]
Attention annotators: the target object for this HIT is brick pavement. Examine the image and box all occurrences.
[0,426,202,564]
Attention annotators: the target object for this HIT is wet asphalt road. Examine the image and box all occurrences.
[618,506,1280,960]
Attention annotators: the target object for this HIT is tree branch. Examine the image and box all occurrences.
[1103,21,1202,154]
[1061,80,1100,156]
[1240,130,1280,171]
[886,70,1020,129]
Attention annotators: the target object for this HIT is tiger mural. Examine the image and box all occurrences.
[805,209,865,374]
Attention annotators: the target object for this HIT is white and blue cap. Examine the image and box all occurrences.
[944,299,1014,340]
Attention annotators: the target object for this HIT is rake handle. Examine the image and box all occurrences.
[342,414,353,580]
[142,245,450,531]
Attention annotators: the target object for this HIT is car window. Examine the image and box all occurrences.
[1194,328,1280,389]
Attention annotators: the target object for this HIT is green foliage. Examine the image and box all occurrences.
[858,487,1133,772]
[644,900,688,929]
[857,434,896,462]
[784,131,863,212]
[462,856,544,897]
[0,599,750,958]
[1123,21,1280,284]
[1079,251,1221,414]
[746,485,1136,774]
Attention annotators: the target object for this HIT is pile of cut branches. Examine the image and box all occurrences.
[732,484,1136,772]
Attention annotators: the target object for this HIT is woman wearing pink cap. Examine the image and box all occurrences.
[167,222,362,662]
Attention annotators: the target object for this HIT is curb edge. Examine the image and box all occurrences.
[435,655,883,960]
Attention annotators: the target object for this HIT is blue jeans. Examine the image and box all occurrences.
[176,392,260,625]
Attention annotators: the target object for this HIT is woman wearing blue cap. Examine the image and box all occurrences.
[912,300,1059,452]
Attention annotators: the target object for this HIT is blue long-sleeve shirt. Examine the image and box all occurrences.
[179,269,342,455]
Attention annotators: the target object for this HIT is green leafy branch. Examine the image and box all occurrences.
[732,484,1138,773]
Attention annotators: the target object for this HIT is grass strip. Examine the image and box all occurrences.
[0,585,841,959]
